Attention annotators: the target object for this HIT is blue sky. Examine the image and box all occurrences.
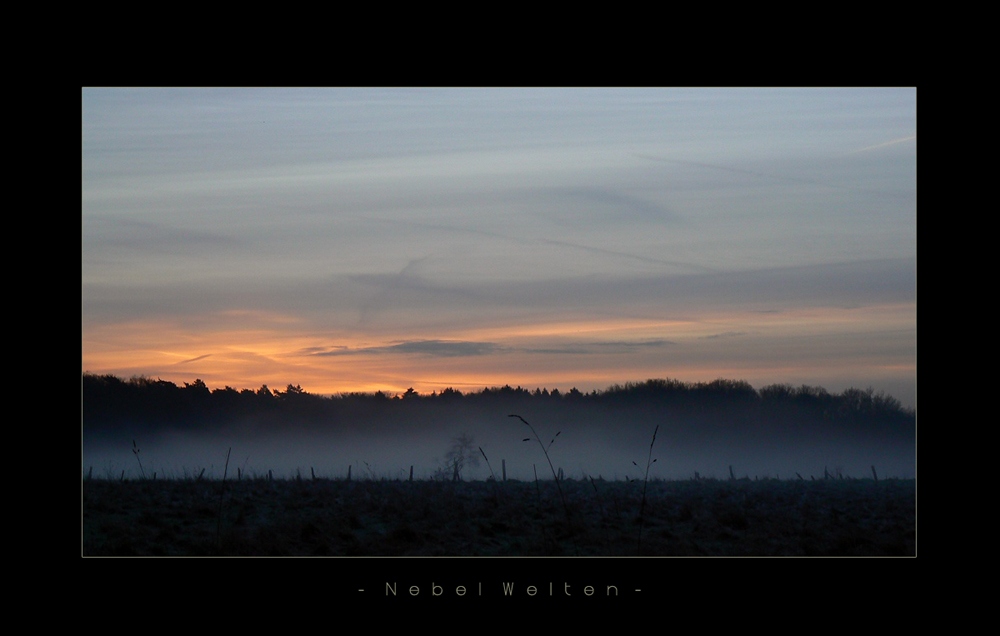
[82,87,916,407]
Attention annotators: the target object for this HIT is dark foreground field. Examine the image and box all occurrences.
[82,477,915,556]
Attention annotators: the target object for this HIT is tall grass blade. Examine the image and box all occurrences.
[637,424,658,555]
[509,414,570,522]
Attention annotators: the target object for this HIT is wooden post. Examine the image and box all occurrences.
[347,465,351,481]
[729,465,735,481]
[311,467,316,481]
[502,459,506,482]
[409,465,414,482]
[871,465,878,482]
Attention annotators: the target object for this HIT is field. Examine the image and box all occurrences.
[82,475,915,556]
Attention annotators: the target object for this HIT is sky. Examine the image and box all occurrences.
[81,87,917,409]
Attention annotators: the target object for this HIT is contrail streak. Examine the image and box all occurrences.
[846,135,916,155]
[633,152,912,199]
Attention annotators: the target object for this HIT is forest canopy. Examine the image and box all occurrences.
[82,373,914,436]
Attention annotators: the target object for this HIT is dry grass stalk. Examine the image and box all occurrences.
[217,446,231,544]
[479,446,501,504]
[636,424,658,555]
[509,414,570,522]
[132,440,146,480]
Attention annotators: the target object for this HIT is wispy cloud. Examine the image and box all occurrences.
[699,332,748,340]
[309,338,675,358]
[313,340,504,358]
[545,186,676,224]
[83,216,239,254]
[591,339,676,349]
[178,354,212,364]
[538,238,715,274]
[523,339,676,355]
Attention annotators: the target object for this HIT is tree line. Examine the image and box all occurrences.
[82,373,914,435]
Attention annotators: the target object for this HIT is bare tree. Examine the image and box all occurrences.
[438,433,479,481]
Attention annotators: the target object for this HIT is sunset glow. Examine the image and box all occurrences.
[83,88,916,407]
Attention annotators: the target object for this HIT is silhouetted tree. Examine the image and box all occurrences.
[436,433,479,481]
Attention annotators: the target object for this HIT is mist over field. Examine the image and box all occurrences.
[83,418,913,483]
[82,376,915,483]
